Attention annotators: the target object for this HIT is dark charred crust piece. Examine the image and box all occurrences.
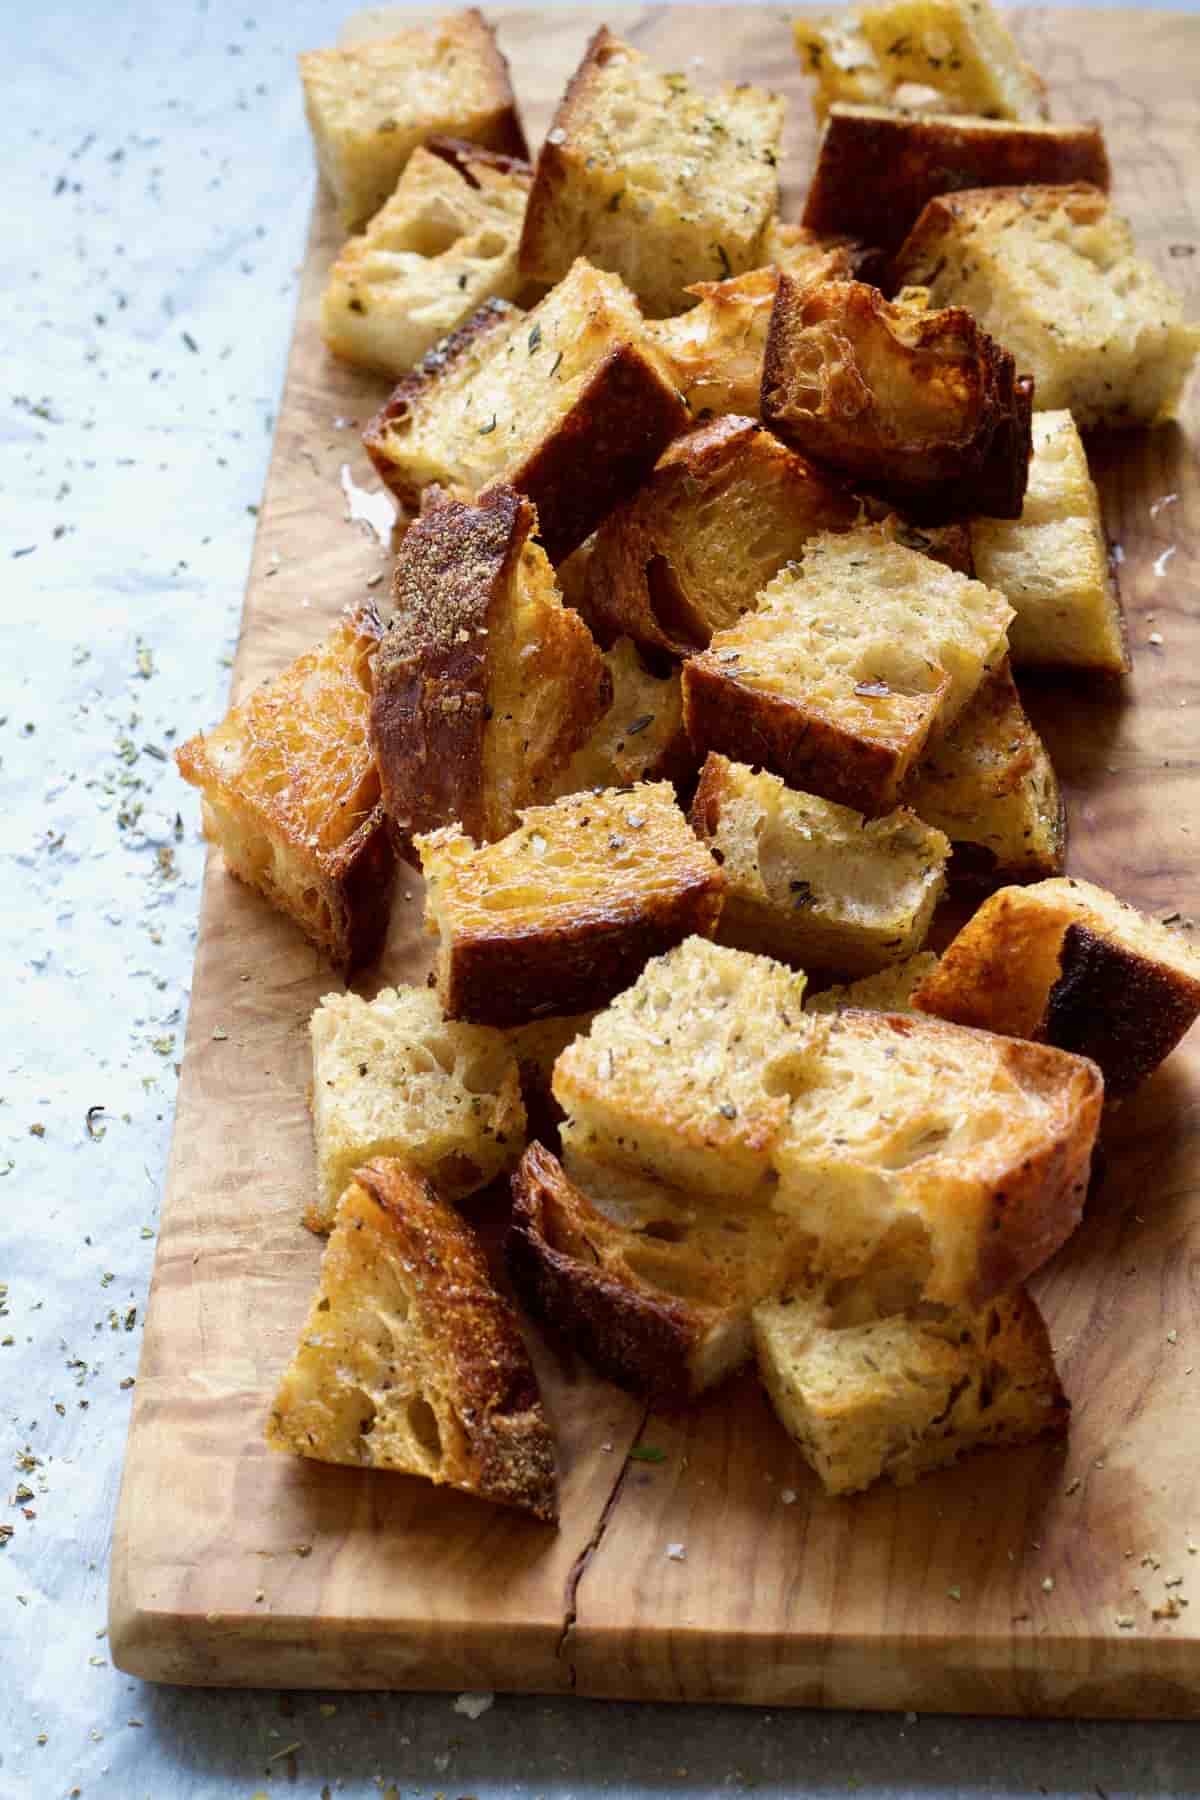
[1044,924,1200,1100]
[682,656,918,816]
[507,1143,705,1409]
[424,134,533,186]
[439,869,725,1029]
[362,298,521,506]
[761,275,1033,523]
[354,1159,558,1523]
[802,105,1111,259]
[370,487,529,842]
[492,344,691,564]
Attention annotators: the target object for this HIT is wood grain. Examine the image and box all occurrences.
[109,6,1200,1713]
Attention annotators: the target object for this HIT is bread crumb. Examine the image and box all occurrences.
[666,1543,687,1562]
[454,1691,495,1720]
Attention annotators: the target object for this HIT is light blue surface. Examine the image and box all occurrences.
[4,3,1200,1797]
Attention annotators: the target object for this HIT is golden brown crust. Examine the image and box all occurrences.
[370,488,527,842]
[761,276,1032,522]
[803,106,1110,258]
[488,342,691,564]
[507,1142,715,1408]
[682,653,927,816]
[362,298,521,508]
[349,1161,556,1521]
[517,26,613,281]
[583,415,858,658]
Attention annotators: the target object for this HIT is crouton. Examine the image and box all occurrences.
[645,233,871,419]
[793,0,1047,123]
[971,411,1129,673]
[363,259,690,559]
[548,638,696,798]
[690,754,949,974]
[417,782,725,1027]
[904,660,1065,880]
[806,952,940,1013]
[519,28,784,317]
[681,525,1014,816]
[894,184,1200,428]
[802,105,1110,255]
[308,984,525,1232]
[369,486,611,845]
[914,876,1200,1095]
[508,1142,806,1406]
[267,1160,557,1522]
[175,605,395,971]
[761,276,1033,521]
[554,936,817,1201]
[299,11,527,231]
[582,415,858,658]
[321,140,532,379]
[754,1281,1068,1494]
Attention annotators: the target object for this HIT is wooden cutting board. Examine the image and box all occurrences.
[108,5,1200,1715]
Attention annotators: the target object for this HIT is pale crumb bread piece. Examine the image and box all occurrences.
[771,1007,1102,1305]
[753,1282,1068,1495]
[267,1160,556,1522]
[690,754,949,976]
[321,141,532,379]
[802,105,1109,256]
[893,185,1200,428]
[582,415,858,659]
[508,1142,808,1407]
[761,276,1033,521]
[547,638,696,799]
[970,411,1128,674]
[646,232,873,420]
[554,936,819,1201]
[369,485,611,847]
[175,605,395,972]
[299,11,527,231]
[308,984,525,1232]
[681,525,1014,817]
[793,0,1047,123]
[913,877,1200,1096]
[416,782,725,1027]
[518,27,784,318]
[363,259,690,560]
[806,951,940,1013]
[903,660,1065,881]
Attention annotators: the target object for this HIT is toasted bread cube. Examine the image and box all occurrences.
[690,754,948,975]
[267,1160,556,1522]
[369,486,611,846]
[682,525,1014,816]
[555,937,819,1201]
[645,235,869,420]
[793,0,1047,123]
[904,660,1065,880]
[803,105,1109,256]
[321,141,532,379]
[583,416,858,659]
[363,260,689,560]
[308,984,525,1232]
[761,277,1033,522]
[519,28,784,318]
[299,12,527,231]
[914,877,1200,1096]
[176,606,395,971]
[772,1007,1102,1304]
[894,185,1200,428]
[417,782,725,1027]
[754,1283,1068,1495]
[548,638,696,799]
[971,412,1128,674]
[806,952,940,1013]
[508,1142,805,1406]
